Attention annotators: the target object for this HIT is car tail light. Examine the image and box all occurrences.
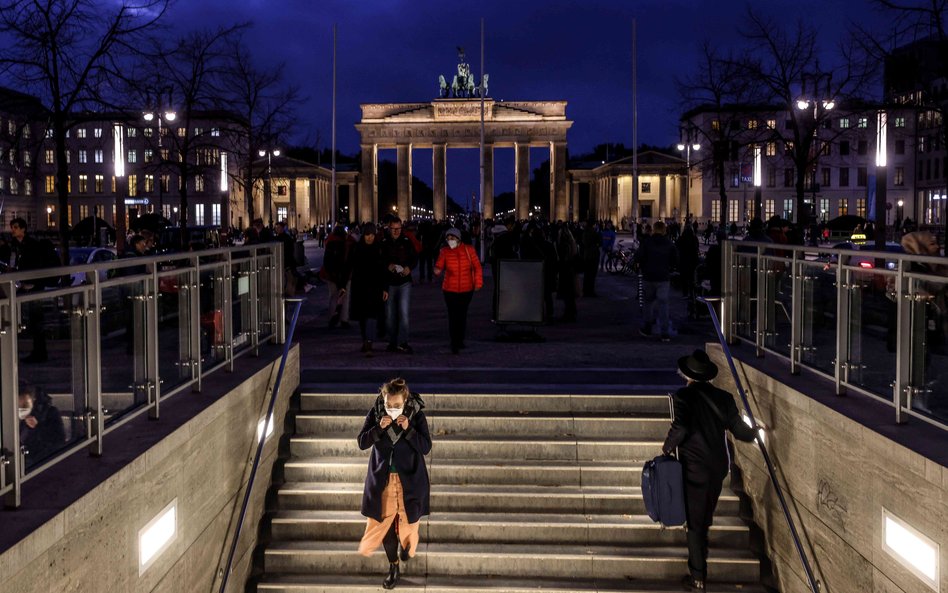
[859,261,874,269]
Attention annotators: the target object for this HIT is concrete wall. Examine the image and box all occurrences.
[0,345,299,593]
[707,345,948,593]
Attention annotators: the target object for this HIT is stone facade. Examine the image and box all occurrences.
[707,345,948,593]
[0,346,300,593]
[354,99,573,222]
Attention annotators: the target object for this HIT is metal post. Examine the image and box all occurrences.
[190,257,202,392]
[0,282,21,508]
[790,251,803,374]
[479,17,486,261]
[894,264,912,424]
[755,246,766,357]
[224,251,234,372]
[722,239,737,343]
[88,281,104,456]
[834,263,849,395]
[147,263,160,415]
[249,248,260,356]
[274,247,286,344]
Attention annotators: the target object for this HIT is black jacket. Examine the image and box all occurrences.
[358,392,431,523]
[662,382,757,481]
[635,234,678,282]
[381,235,418,287]
[20,392,66,464]
[348,240,386,321]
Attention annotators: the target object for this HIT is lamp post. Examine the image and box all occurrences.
[46,206,52,228]
[676,128,700,222]
[795,73,835,225]
[258,148,281,226]
[143,97,176,217]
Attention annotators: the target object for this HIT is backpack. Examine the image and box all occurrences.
[641,454,687,527]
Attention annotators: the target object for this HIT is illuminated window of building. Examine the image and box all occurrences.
[746,119,758,130]
[711,200,721,221]
[819,198,829,220]
[177,127,186,137]
[45,149,54,164]
[24,179,32,196]
[194,203,205,225]
[128,174,138,197]
[76,128,87,138]
[95,149,104,163]
[210,127,220,137]
[143,127,153,137]
[894,167,904,186]
[160,149,169,161]
[80,205,88,219]
[94,127,102,138]
[641,182,651,193]
[78,150,87,163]
[144,175,154,192]
[894,116,905,128]
[856,198,866,217]
[78,174,88,193]
[783,199,794,218]
[728,199,740,222]
[766,119,776,129]
[765,142,776,156]
[161,174,170,192]
[194,127,203,136]
[212,203,221,226]
[195,175,205,192]
[45,176,55,193]
[95,174,104,193]
[111,176,116,193]
[127,149,137,163]
[839,117,850,128]
[127,127,137,137]
[765,199,775,219]
[857,117,868,128]
[784,141,794,155]
[144,149,153,163]
[710,119,720,131]
[23,151,31,166]
[22,125,30,139]
[277,206,288,222]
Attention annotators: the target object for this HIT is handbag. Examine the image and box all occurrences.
[463,245,478,289]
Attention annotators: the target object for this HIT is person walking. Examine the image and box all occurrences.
[662,349,757,592]
[636,220,678,341]
[599,220,616,271]
[358,378,431,590]
[676,225,700,319]
[434,228,483,354]
[581,219,602,297]
[323,224,352,328]
[349,223,389,356]
[555,224,579,322]
[381,218,418,353]
[10,217,55,363]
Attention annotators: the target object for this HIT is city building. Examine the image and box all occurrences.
[251,154,360,228]
[0,88,44,227]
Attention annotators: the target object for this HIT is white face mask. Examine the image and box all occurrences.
[385,406,403,421]
[447,238,459,249]
[18,407,32,420]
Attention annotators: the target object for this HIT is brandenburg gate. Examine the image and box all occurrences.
[354,99,573,222]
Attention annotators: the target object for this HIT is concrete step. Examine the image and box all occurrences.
[294,413,670,440]
[263,541,760,582]
[268,510,750,547]
[282,457,643,487]
[274,482,743,516]
[256,574,769,593]
[300,392,673,415]
[289,433,661,462]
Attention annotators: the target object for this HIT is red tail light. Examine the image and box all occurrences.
[859,261,874,269]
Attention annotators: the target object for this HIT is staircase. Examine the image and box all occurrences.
[251,388,769,592]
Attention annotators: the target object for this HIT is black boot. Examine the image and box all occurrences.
[382,562,400,589]
[399,542,410,562]
[682,574,706,591]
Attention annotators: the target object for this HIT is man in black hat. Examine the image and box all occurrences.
[662,349,758,592]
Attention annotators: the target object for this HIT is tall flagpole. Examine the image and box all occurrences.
[331,23,337,226]
[479,17,486,260]
[632,19,639,239]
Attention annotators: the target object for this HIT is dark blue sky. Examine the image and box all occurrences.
[166,0,892,198]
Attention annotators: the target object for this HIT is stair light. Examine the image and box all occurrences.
[139,499,178,575]
[883,508,939,590]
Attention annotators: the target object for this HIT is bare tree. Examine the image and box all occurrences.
[679,41,769,227]
[738,9,877,226]
[0,0,168,261]
[221,32,301,228]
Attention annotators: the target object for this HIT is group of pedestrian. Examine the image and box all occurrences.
[319,217,484,356]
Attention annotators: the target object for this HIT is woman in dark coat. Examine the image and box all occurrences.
[357,378,431,589]
[662,350,757,592]
[555,225,579,321]
[18,381,66,468]
[348,223,389,355]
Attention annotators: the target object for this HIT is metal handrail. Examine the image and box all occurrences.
[217,298,303,593]
[699,296,821,593]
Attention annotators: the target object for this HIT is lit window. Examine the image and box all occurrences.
[144,149,153,163]
[765,142,776,156]
[195,175,205,192]
[78,174,88,194]
[212,203,221,226]
[857,117,868,128]
[144,174,154,192]
[839,117,850,128]
[746,119,758,130]
[45,176,55,193]
[128,174,138,197]
[78,150,88,164]
[127,127,137,137]
[210,127,220,137]
[23,151,31,166]
[45,149,54,164]
[193,127,203,136]
[22,126,30,139]
[95,174,104,193]
[161,174,170,192]
[177,127,186,137]
[766,119,776,129]
[894,116,905,128]
[194,203,205,225]
[76,128,87,138]
[143,127,153,137]
[711,119,720,131]
[94,127,102,138]
[127,150,137,163]
[45,129,53,139]
[24,179,32,196]
[277,206,288,222]
[894,167,905,186]
[94,149,104,164]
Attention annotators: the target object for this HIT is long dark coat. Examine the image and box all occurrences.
[348,240,387,321]
[358,393,431,523]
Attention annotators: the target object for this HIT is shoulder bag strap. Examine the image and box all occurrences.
[696,385,726,423]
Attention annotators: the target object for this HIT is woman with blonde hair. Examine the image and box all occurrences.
[357,378,431,589]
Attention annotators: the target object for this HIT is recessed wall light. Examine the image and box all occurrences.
[883,508,939,591]
[139,499,177,575]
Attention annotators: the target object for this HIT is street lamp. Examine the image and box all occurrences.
[143,92,176,217]
[46,206,52,228]
[259,148,281,225]
[795,72,835,224]
[677,127,701,222]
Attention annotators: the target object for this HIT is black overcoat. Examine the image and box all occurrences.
[348,240,387,322]
[358,393,431,523]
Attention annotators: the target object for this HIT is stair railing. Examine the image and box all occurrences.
[699,296,821,593]
[216,298,304,593]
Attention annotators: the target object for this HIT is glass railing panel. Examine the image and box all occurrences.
[157,270,194,395]
[800,262,838,375]
[907,275,948,423]
[198,265,227,368]
[257,255,275,341]
[734,254,757,342]
[232,260,253,355]
[16,291,89,472]
[845,268,897,399]
[762,257,793,358]
[99,278,149,424]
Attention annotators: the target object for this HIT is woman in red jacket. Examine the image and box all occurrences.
[434,228,483,354]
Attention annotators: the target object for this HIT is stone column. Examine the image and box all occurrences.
[288,178,298,228]
[359,144,377,223]
[659,174,668,219]
[482,143,494,219]
[551,142,568,221]
[347,182,356,223]
[396,143,412,220]
[515,142,530,220]
[307,178,316,228]
[432,143,447,221]
[571,179,580,221]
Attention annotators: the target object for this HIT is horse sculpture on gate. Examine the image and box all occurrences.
[439,47,490,99]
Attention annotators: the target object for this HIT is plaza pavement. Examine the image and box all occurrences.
[292,238,719,389]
